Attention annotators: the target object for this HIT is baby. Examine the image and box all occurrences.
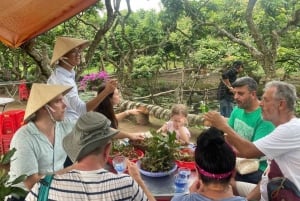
[157,104,191,145]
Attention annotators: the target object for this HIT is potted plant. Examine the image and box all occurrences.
[139,130,180,173]
[0,148,27,200]
[109,141,144,163]
[175,147,196,170]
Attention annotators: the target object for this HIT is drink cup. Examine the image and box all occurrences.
[174,174,188,193]
[112,155,127,174]
[178,167,191,179]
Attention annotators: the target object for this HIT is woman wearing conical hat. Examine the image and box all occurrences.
[9,84,77,200]
[47,36,117,121]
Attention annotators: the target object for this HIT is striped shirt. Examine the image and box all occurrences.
[26,169,149,201]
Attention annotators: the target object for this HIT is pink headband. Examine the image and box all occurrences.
[196,163,233,179]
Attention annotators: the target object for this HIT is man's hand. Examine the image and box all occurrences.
[204,111,228,131]
[104,79,117,94]
[126,159,142,181]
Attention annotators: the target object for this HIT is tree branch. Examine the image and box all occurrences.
[278,9,300,36]
[245,0,267,53]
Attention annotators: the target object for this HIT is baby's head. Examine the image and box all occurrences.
[170,104,188,117]
[170,104,188,128]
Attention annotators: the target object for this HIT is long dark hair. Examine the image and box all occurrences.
[195,127,236,184]
[94,84,118,129]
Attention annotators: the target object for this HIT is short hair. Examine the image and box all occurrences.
[264,81,297,112]
[232,60,243,69]
[195,127,236,184]
[232,76,257,92]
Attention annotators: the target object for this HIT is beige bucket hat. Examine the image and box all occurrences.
[50,36,89,65]
[24,83,72,122]
[63,112,119,162]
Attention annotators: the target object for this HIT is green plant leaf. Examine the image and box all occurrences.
[0,148,16,165]
[10,175,27,185]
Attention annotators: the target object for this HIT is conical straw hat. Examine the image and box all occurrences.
[50,36,89,65]
[24,83,72,122]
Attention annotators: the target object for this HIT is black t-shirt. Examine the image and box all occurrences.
[217,67,238,101]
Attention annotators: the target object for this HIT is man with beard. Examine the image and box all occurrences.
[204,80,300,201]
[227,77,275,185]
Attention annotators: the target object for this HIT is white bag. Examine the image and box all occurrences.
[236,157,259,175]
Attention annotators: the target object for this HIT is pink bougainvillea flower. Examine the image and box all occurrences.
[79,71,109,91]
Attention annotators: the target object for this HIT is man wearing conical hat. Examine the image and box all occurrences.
[9,84,77,199]
[26,112,155,201]
[47,36,117,121]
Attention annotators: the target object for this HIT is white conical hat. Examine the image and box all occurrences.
[50,36,89,65]
[24,83,72,122]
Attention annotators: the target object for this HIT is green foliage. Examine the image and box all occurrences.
[140,130,180,172]
[131,55,161,79]
[0,148,27,200]
[1,0,300,85]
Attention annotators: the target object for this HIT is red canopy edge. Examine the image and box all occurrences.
[0,0,97,48]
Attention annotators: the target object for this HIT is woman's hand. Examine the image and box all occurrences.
[127,109,143,116]
[129,132,145,141]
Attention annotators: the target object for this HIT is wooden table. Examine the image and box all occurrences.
[141,168,197,201]
[106,163,197,201]
[0,97,15,112]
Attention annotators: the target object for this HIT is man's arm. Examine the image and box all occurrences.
[86,79,117,111]
[246,182,261,201]
[24,173,43,190]
[24,163,76,190]
[204,111,264,158]
[127,160,156,201]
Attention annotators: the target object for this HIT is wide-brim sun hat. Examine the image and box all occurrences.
[24,83,72,122]
[50,36,90,65]
[63,112,119,162]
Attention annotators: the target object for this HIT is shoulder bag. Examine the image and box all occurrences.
[267,160,300,201]
[37,174,54,201]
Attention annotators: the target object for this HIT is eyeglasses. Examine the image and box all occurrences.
[69,48,82,55]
